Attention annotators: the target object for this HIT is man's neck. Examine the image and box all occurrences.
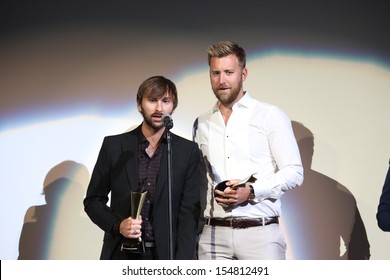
[218,103,233,125]
[218,90,245,125]
[141,123,165,145]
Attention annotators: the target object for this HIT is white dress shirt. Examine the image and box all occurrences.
[193,92,303,218]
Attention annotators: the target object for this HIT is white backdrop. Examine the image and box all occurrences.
[1,2,390,260]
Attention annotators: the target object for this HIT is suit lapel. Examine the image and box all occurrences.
[122,129,139,191]
[122,128,175,205]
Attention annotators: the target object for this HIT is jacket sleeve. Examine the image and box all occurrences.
[174,142,203,259]
[83,137,124,236]
[377,160,390,232]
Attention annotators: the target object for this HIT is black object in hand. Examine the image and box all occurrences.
[214,180,229,198]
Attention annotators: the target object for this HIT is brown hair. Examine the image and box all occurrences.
[136,76,178,110]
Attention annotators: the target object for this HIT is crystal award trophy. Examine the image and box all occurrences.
[121,189,147,254]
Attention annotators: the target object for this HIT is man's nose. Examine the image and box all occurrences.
[218,73,227,84]
[156,100,163,111]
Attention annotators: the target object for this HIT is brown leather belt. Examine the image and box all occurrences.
[205,217,279,228]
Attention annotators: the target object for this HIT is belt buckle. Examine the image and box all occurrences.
[230,218,242,228]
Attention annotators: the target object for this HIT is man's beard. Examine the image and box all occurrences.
[140,111,164,131]
[213,85,241,106]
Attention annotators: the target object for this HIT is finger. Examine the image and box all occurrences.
[130,229,141,237]
[130,218,142,226]
[215,196,227,203]
[224,186,239,194]
[227,197,237,205]
[214,189,225,196]
[216,198,231,207]
[219,202,229,208]
[229,184,243,190]
[227,198,236,205]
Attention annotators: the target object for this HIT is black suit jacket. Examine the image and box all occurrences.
[377,159,390,232]
[84,125,202,259]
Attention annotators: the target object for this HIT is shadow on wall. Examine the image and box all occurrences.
[18,160,102,259]
[281,121,370,260]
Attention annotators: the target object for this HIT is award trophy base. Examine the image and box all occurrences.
[121,238,145,254]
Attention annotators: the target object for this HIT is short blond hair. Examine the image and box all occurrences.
[207,40,246,69]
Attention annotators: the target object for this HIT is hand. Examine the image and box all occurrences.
[119,216,142,238]
[214,181,251,207]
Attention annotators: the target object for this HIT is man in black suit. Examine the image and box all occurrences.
[377,159,390,232]
[84,76,203,259]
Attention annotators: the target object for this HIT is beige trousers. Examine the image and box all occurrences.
[198,223,286,260]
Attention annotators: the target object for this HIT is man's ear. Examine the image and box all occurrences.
[242,67,248,82]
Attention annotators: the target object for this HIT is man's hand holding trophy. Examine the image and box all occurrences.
[120,188,147,254]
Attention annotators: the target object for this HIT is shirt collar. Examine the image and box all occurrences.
[235,91,252,109]
[136,126,147,144]
[136,124,167,145]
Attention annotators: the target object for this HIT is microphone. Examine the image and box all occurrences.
[161,114,174,130]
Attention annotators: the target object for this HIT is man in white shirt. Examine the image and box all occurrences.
[193,41,304,260]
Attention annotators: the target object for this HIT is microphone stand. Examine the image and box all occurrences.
[165,124,174,260]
